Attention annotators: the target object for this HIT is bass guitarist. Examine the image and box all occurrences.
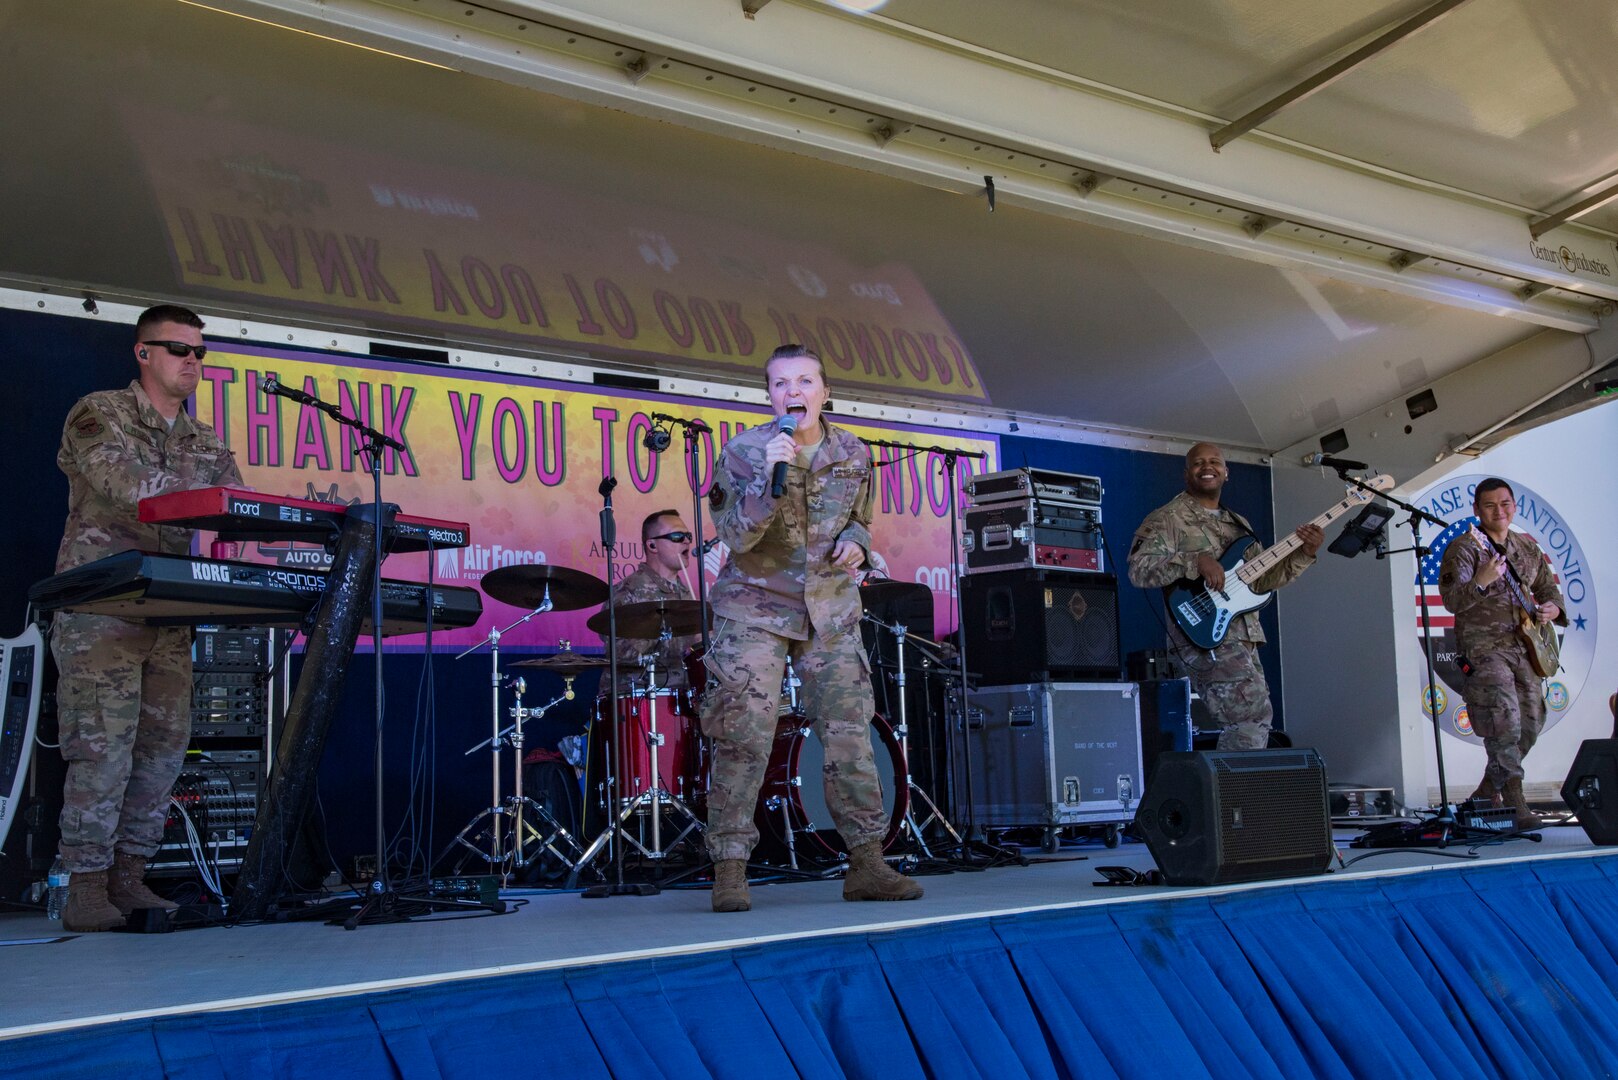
[1437,477,1566,831]
[1128,442,1322,750]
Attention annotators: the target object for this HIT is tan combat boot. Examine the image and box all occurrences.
[1467,775,1503,808]
[843,841,923,902]
[711,859,751,912]
[62,870,127,932]
[1502,778,1545,832]
[106,852,179,913]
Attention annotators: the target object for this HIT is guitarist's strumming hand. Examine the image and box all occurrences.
[1535,601,1561,625]
[1473,550,1508,590]
[1196,552,1226,592]
[1295,524,1324,557]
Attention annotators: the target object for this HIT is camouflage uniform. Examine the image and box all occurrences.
[610,562,697,693]
[1438,529,1567,787]
[1128,491,1314,750]
[52,380,243,873]
[702,421,886,862]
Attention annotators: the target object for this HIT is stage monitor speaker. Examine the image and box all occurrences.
[1562,739,1618,845]
[1135,749,1333,886]
[962,569,1120,685]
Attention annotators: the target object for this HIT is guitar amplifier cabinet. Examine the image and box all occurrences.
[955,682,1143,829]
[963,501,1103,575]
[962,569,1121,684]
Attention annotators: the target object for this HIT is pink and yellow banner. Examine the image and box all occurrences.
[194,345,998,649]
[127,105,987,405]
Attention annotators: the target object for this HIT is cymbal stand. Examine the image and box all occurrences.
[861,612,963,858]
[450,596,558,871]
[445,674,583,877]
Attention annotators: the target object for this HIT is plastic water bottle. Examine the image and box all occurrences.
[45,858,69,921]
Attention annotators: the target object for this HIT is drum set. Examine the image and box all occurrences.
[445,564,965,885]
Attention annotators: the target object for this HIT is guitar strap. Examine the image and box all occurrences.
[1477,529,1532,592]
[1219,504,1261,546]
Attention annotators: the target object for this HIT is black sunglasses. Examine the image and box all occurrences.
[648,531,693,544]
[142,340,208,360]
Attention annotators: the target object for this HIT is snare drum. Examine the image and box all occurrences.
[755,713,907,860]
[591,690,704,807]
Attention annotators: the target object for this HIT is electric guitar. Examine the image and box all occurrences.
[1467,525,1561,678]
[1165,475,1395,649]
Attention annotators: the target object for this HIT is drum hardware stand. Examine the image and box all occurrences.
[448,594,582,877]
[443,674,583,878]
[861,612,963,859]
[571,651,705,883]
[862,439,1022,870]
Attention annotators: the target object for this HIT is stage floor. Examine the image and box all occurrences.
[0,824,1604,1040]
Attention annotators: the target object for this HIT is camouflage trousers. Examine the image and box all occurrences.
[1461,648,1545,787]
[1179,638,1274,750]
[701,618,887,862]
[51,613,192,873]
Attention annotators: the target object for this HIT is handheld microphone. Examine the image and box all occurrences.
[1301,452,1369,471]
[261,375,318,407]
[771,413,799,497]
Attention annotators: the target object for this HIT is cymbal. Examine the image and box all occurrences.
[481,564,609,611]
[511,652,610,673]
[586,599,705,639]
[859,579,929,607]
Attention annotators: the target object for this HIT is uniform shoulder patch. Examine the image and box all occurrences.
[1441,571,1455,586]
[69,405,105,440]
[708,485,727,511]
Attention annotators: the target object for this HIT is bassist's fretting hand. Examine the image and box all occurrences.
[1295,523,1325,558]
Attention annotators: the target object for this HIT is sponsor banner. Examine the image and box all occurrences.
[192,345,997,649]
[1411,473,1598,742]
[127,105,987,404]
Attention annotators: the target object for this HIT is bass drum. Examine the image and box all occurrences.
[755,713,907,862]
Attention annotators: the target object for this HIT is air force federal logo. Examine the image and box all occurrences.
[1412,474,1597,743]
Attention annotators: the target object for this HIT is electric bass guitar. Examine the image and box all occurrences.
[1467,525,1561,678]
[1165,475,1395,649]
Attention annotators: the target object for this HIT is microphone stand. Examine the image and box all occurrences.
[658,413,714,658]
[259,378,494,926]
[1330,469,1505,849]
[862,439,1022,869]
[582,476,658,898]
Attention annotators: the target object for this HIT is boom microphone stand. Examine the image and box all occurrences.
[582,476,658,899]
[863,439,1020,869]
[1335,468,1503,849]
[655,412,716,658]
[252,378,494,926]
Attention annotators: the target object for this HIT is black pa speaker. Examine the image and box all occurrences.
[1135,749,1333,886]
[961,569,1120,685]
[1562,739,1618,845]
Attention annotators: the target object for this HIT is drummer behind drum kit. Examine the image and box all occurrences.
[447,564,971,885]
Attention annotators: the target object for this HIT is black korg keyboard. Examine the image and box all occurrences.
[30,551,481,636]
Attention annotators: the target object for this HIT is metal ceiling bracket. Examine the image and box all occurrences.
[1074,172,1112,198]
[872,120,912,148]
[625,52,665,85]
[1518,281,1552,301]
[1390,251,1428,272]
[742,0,771,18]
[1209,0,1473,151]
[1243,214,1280,239]
[1530,179,1618,239]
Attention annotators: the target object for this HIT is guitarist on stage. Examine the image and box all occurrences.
[1437,478,1566,831]
[1128,442,1323,750]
